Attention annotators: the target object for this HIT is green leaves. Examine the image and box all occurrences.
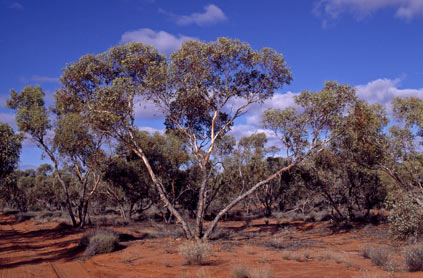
[392,97,423,130]
[56,42,166,136]
[0,123,22,180]
[7,86,50,142]
[263,82,358,159]
[165,38,292,140]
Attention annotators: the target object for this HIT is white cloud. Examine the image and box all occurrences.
[169,4,227,26]
[9,2,23,9]
[232,92,298,126]
[138,126,165,134]
[31,75,59,83]
[0,112,16,128]
[20,75,60,84]
[314,0,423,21]
[121,28,197,54]
[0,95,9,108]
[356,78,423,105]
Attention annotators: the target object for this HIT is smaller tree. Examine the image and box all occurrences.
[0,124,23,210]
[7,86,78,225]
[0,123,22,181]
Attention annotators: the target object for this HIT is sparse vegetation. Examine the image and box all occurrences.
[81,229,120,257]
[405,243,423,272]
[360,245,395,271]
[178,241,212,265]
[231,264,272,278]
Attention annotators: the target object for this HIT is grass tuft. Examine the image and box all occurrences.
[81,229,119,257]
[178,241,212,265]
[405,243,423,272]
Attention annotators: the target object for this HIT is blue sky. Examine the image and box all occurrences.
[1,0,422,169]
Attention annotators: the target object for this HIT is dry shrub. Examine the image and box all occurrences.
[231,264,272,278]
[209,226,231,240]
[353,273,381,278]
[81,229,119,257]
[405,244,423,272]
[178,241,212,265]
[180,269,211,278]
[360,246,393,269]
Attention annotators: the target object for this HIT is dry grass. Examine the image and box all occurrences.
[81,229,120,257]
[359,246,393,270]
[405,243,423,272]
[231,264,272,278]
[178,241,212,265]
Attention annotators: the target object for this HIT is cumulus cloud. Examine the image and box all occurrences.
[314,0,423,22]
[227,92,298,126]
[161,4,227,26]
[356,78,423,105]
[121,28,197,54]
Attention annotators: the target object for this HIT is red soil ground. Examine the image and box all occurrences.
[0,212,420,278]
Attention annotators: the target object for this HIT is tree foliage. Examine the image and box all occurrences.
[0,123,22,181]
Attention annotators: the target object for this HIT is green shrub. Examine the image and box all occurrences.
[405,244,423,272]
[81,229,119,257]
[178,241,212,265]
[387,192,423,241]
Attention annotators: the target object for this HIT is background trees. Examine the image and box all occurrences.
[7,86,105,227]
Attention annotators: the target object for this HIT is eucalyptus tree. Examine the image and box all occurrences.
[7,86,106,226]
[53,112,107,227]
[158,38,293,238]
[300,100,388,220]
[0,123,23,209]
[7,86,77,225]
[0,123,22,181]
[381,97,423,202]
[56,38,292,239]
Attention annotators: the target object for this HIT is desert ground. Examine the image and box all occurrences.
[0,211,421,278]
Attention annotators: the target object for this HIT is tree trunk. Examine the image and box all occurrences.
[202,159,301,240]
[194,168,209,239]
[129,138,193,239]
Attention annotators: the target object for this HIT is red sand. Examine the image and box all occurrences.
[0,213,420,278]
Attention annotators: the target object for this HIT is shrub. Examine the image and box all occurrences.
[178,241,212,265]
[405,244,423,272]
[360,245,372,259]
[231,264,250,278]
[231,265,272,278]
[360,246,391,268]
[387,191,423,241]
[81,229,119,257]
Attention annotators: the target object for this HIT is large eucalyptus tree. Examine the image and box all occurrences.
[56,38,360,239]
